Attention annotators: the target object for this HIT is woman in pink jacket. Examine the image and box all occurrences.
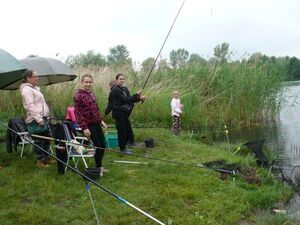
[20,70,51,168]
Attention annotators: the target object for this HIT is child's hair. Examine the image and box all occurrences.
[81,73,93,82]
[172,90,179,97]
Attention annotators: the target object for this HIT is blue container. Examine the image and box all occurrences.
[105,132,118,148]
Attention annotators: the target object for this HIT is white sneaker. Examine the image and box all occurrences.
[100,167,109,177]
[100,170,104,177]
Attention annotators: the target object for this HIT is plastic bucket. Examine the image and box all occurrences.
[144,138,154,148]
[105,132,119,148]
[85,167,100,181]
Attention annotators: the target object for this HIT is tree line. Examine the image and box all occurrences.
[64,43,300,80]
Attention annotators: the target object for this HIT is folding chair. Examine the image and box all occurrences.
[6,117,34,157]
[18,132,33,158]
[19,131,54,158]
[62,121,95,172]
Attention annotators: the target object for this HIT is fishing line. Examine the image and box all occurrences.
[30,134,235,174]
[3,118,236,174]
[1,121,166,225]
[141,0,186,90]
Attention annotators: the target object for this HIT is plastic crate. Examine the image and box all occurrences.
[105,131,118,148]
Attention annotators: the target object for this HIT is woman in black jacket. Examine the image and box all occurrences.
[108,73,146,154]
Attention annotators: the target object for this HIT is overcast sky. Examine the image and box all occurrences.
[1,0,299,64]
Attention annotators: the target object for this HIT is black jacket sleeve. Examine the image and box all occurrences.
[111,86,140,111]
[104,90,114,115]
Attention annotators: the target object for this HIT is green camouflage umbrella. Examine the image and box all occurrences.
[0,49,27,90]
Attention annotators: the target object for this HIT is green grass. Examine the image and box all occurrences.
[0,128,293,225]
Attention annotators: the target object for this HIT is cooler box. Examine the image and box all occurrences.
[105,131,118,148]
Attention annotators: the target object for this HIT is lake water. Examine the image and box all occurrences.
[226,80,300,219]
[213,81,300,168]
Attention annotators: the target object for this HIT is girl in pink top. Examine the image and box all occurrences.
[65,105,79,129]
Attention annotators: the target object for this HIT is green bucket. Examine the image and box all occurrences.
[105,131,118,148]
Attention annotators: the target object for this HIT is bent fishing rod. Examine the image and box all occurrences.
[1,121,166,225]
[141,0,186,90]
[31,133,235,175]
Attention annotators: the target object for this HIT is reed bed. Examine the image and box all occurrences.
[0,62,284,131]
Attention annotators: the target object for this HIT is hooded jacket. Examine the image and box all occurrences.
[171,98,182,117]
[20,83,50,124]
[110,85,139,113]
[105,85,136,116]
[74,89,103,130]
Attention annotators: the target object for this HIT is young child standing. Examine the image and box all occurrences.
[171,90,183,135]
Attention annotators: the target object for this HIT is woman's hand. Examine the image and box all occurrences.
[83,129,91,138]
[101,121,108,129]
[140,95,147,102]
[38,120,45,126]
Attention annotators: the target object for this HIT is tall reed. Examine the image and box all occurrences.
[0,62,284,131]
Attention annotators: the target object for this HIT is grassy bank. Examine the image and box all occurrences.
[0,128,293,225]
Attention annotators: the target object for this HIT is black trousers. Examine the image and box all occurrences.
[50,123,68,174]
[127,118,135,144]
[113,110,131,150]
[88,123,106,168]
[32,131,51,161]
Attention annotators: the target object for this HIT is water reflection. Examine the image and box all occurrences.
[277,81,300,166]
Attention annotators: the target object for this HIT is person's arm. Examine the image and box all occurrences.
[104,91,113,115]
[74,94,88,130]
[101,120,108,128]
[116,87,140,104]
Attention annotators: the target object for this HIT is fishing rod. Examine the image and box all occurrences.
[1,121,166,225]
[31,133,236,175]
[141,0,186,90]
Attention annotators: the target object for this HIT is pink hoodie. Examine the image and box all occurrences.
[65,106,76,122]
[20,83,50,124]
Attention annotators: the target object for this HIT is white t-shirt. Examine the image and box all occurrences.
[171,98,182,116]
